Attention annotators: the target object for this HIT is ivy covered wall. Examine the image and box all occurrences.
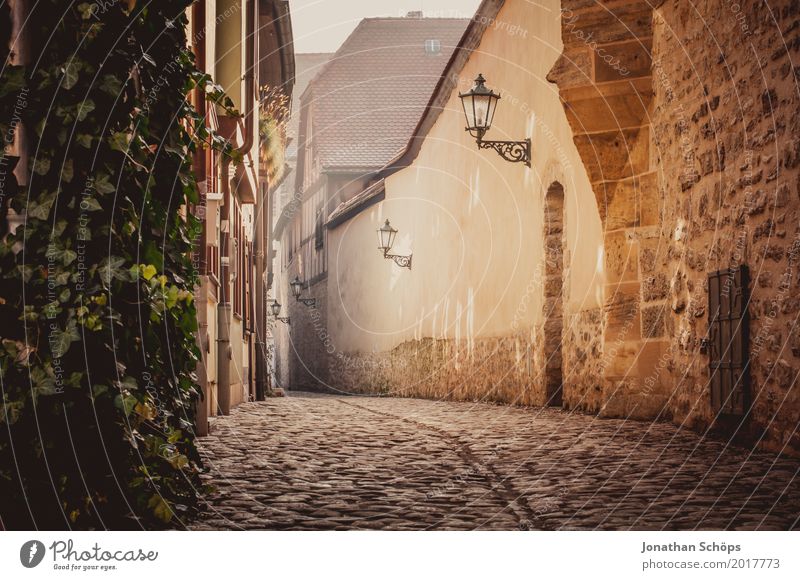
[0,0,234,529]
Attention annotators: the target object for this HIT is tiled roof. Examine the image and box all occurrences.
[379,0,505,175]
[304,17,470,170]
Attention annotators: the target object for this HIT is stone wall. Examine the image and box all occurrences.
[328,334,548,406]
[313,0,800,454]
[562,307,605,412]
[285,277,332,391]
[551,0,800,453]
[651,0,800,452]
[543,183,566,405]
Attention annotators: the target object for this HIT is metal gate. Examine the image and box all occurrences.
[707,265,750,415]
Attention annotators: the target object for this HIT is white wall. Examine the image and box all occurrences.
[327,0,604,354]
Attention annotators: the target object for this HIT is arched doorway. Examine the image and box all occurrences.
[543,182,565,406]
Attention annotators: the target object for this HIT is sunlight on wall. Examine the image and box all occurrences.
[325,0,603,354]
[469,166,480,212]
[595,246,605,305]
[467,286,475,359]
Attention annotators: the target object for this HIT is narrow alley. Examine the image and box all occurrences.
[191,394,800,531]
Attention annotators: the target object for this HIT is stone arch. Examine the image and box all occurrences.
[543,181,566,406]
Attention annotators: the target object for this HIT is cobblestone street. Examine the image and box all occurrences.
[190,394,800,531]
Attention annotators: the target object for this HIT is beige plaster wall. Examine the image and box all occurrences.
[327,0,603,358]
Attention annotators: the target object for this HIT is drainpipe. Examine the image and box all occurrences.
[218,0,257,415]
[254,182,267,401]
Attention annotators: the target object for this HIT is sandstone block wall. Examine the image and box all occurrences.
[551,0,800,452]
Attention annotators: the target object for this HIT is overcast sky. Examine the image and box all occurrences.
[289,0,483,53]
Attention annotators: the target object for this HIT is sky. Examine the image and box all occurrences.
[289,0,483,53]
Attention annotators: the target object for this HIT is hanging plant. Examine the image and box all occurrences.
[259,85,290,183]
[0,0,235,529]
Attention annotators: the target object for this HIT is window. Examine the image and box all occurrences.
[232,204,243,317]
[314,207,324,250]
[424,39,441,55]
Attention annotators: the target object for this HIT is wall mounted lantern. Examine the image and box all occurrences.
[270,300,290,325]
[377,219,412,269]
[458,73,531,167]
[290,276,316,307]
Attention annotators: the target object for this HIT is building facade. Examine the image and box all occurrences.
[276,14,470,391]
[190,0,294,434]
[325,0,601,407]
[280,0,800,454]
[270,52,332,390]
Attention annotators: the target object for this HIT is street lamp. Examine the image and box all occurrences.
[377,219,412,269]
[270,300,290,324]
[290,275,316,307]
[458,73,531,167]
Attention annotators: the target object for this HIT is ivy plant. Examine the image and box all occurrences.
[0,0,235,529]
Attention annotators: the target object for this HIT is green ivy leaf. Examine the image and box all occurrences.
[0,66,25,98]
[62,159,74,183]
[109,131,130,152]
[33,157,51,176]
[62,61,80,90]
[147,494,173,523]
[81,196,102,212]
[94,173,115,195]
[114,393,138,417]
[76,134,93,148]
[99,74,123,95]
[99,256,127,286]
[28,197,55,220]
[31,366,57,397]
[50,320,80,358]
[54,220,68,237]
[76,99,95,122]
[140,264,157,281]
[62,249,77,266]
[77,2,95,19]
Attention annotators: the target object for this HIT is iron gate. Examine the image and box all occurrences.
[707,265,750,415]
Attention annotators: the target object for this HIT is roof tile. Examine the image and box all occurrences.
[304,17,470,170]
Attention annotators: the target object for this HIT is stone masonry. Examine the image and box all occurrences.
[549,0,800,453]
[284,277,331,391]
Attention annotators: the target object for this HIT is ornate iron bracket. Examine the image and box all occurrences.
[384,250,412,270]
[477,137,531,167]
[296,297,316,308]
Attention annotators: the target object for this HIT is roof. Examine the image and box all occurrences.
[319,1,507,230]
[302,16,470,171]
[379,0,506,175]
[326,179,385,229]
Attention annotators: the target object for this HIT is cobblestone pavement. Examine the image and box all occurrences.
[189,393,800,530]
